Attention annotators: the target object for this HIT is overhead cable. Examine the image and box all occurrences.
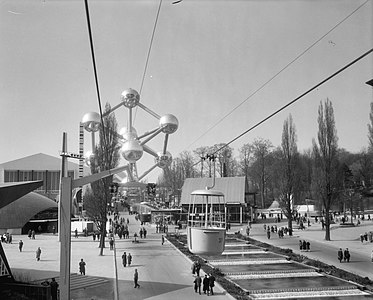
[185,0,370,150]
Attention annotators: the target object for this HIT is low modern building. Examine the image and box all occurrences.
[180,176,254,224]
[0,153,85,201]
[0,153,89,233]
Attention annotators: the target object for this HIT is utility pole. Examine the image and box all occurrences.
[59,133,130,300]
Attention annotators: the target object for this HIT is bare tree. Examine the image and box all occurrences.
[84,103,120,255]
[277,114,298,235]
[250,138,273,208]
[312,98,339,241]
[194,146,210,177]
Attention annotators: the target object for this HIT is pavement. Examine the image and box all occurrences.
[2,210,235,300]
[3,214,373,299]
[229,219,373,281]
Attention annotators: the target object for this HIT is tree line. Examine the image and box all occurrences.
[159,98,373,240]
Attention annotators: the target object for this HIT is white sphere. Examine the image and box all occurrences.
[82,112,101,132]
[121,88,140,108]
[121,139,143,163]
[119,127,138,141]
[84,151,94,167]
[159,114,178,134]
[155,151,172,168]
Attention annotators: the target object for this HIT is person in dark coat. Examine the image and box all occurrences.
[127,253,132,266]
[338,248,343,263]
[134,269,140,288]
[50,277,59,300]
[122,252,127,267]
[202,274,209,295]
[194,260,201,277]
[193,275,202,294]
[36,247,41,261]
[344,248,350,262]
[79,258,86,275]
[18,240,23,252]
[208,273,216,295]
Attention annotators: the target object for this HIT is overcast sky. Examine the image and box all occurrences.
[1,0,372,182]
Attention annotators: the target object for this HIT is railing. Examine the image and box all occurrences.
[0,282,51,300]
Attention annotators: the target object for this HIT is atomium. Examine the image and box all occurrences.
[120,88,140,109]
[82,88,178,183]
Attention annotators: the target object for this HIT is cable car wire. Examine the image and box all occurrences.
[190,47,373,169]
[84,0,108,148]
[185,0,369,150]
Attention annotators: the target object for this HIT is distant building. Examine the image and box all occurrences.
[0,153,87,201]
[0,153,90,233]
[180,176,254,224]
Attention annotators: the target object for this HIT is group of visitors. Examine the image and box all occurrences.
[27,229,36,239]
[155,223,169,233]
[360,232,373,243]
[299,240,311,252]
[193,273,215,295]
[337,248,351,263]
[1,232,12,243]
[121,251,133,267]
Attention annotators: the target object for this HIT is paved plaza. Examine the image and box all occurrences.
[3,213,373,299]
[3,211,234,300]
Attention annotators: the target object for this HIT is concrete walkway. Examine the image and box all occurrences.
[229,219,373,281]
[3,211,235,300]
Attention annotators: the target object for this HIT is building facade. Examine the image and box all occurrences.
[0,153,85,201]
[180,176,253,224]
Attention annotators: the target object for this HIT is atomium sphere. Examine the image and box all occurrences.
[121,139,144,163]
[82,112,101,132]
[159,114,178,134]
[120,88,140,108]
[155,151,172,169]
[119,127,138,142]
[84,151,95,167]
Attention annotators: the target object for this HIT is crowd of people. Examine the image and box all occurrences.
[263,224,292,239]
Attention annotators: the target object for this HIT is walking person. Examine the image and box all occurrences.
[371,249,373,262]
[134,269,140,288]
[79,258,86,275]
[50,277,59,300]
[161,235,165,245]
[344,248,351,262]
[143,227,147,238]
[194,260,201,277]
[202,274,209,295]
[127,253,132,266]
[194,274,202,294]
[209,273,216,295]
[36,247,41,261]
[122,252,127,267]
[338,248,343,263]
[18,240,23,252]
